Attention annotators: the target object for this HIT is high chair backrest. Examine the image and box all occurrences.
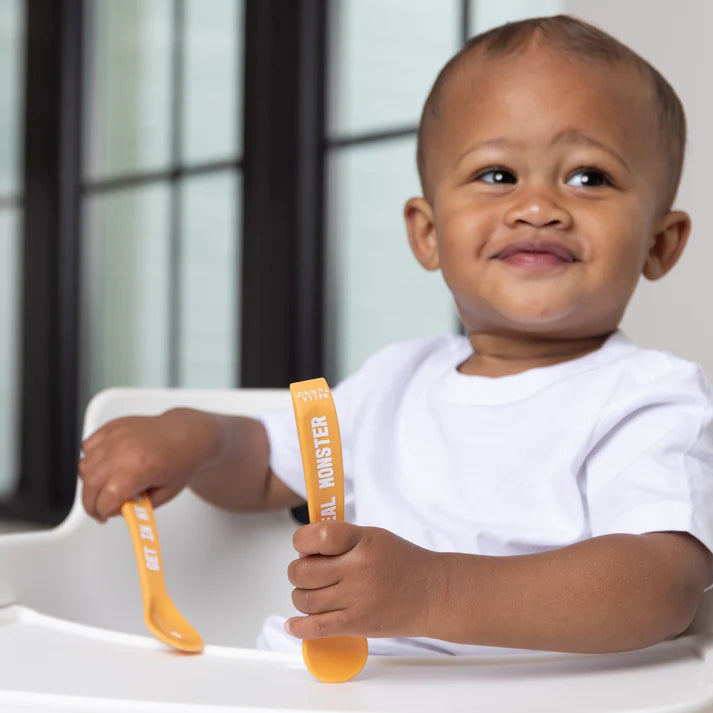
[0,387,298,648]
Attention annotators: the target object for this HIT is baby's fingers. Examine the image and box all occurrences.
[293,521,361,557]
[288,554,341,589]
[79,453,142,522]
[80,429,105,454]
[93,475,143,522]
[78,450,110,520]
[285,610,351,640]
[291,581,342,615]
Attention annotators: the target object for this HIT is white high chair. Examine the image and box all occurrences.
[1,387,713,712]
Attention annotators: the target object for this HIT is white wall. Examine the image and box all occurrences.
[566,0,713,378]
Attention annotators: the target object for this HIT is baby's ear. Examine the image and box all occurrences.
[642,210,691,280]
[404,197,439,270]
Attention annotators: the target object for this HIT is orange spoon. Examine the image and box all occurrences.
[121,493,204,653]
[290,378,369,683]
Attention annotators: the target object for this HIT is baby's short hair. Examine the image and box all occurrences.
[417,15,686,209]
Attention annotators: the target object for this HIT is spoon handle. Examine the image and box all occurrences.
[290,378,368,683]
[121,494,168,610]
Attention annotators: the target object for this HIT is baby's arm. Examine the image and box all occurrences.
[432,530,711,652]
[287,523,711,653]
[79,408,303,522]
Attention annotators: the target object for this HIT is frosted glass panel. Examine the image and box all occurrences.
[183,0,242,163]
[178,171,240,387]
[469,0,564,36]
[85,0,172,179]
[82,185,171,398]
[328,0,460,138]
[0,0,23,196]
[325,138,456,381]
[0,209,20,495]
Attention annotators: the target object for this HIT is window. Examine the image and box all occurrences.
[0,0,23,497]
[80,0,243,398]
[325,0,462,381]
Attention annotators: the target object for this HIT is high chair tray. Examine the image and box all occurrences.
[1,605,712,713]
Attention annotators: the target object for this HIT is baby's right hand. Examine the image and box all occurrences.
[78,409,220,522]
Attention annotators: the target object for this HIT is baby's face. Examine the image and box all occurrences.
[409,46,682,339]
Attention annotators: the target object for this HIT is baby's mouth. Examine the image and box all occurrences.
[493,241,577,268]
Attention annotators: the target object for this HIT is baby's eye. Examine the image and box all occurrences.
[476,168,517,184]
[566,169,610,187]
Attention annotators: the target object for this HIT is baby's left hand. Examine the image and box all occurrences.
[286,521,441,640]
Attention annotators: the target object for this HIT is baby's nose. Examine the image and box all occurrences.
[504,192,572,229]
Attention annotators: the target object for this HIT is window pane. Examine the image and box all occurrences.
[325,138,456,381]
[0,208,20,495]
[81,185,171,400]
[469,0,564,35]
[178,171,240,387]
[182,0,242,163]
[84,0,172,180]
[0,0,23,196]
[327,0,460,139]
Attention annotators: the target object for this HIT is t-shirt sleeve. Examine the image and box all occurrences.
[256,374,358,504]
[585,361,713,555]
[256,403,306,500]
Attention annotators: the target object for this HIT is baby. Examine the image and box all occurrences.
[79,15,713,657]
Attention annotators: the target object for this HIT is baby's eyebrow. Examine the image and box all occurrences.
[455,131,632,175]
[549,129,631,174]
[456,137,516,167]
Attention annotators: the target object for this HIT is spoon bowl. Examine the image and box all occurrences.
[302,636,369,684]
[146,593,204,653]
[121,494,204,653]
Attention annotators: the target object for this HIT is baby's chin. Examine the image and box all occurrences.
[460,308,618,342]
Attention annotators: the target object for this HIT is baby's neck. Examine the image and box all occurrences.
[459,331,614,378]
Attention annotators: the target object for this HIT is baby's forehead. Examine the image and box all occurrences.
[442,44,651,122]
[424,45,659,162]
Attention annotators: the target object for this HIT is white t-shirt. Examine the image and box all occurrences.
[257,331,713,656]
